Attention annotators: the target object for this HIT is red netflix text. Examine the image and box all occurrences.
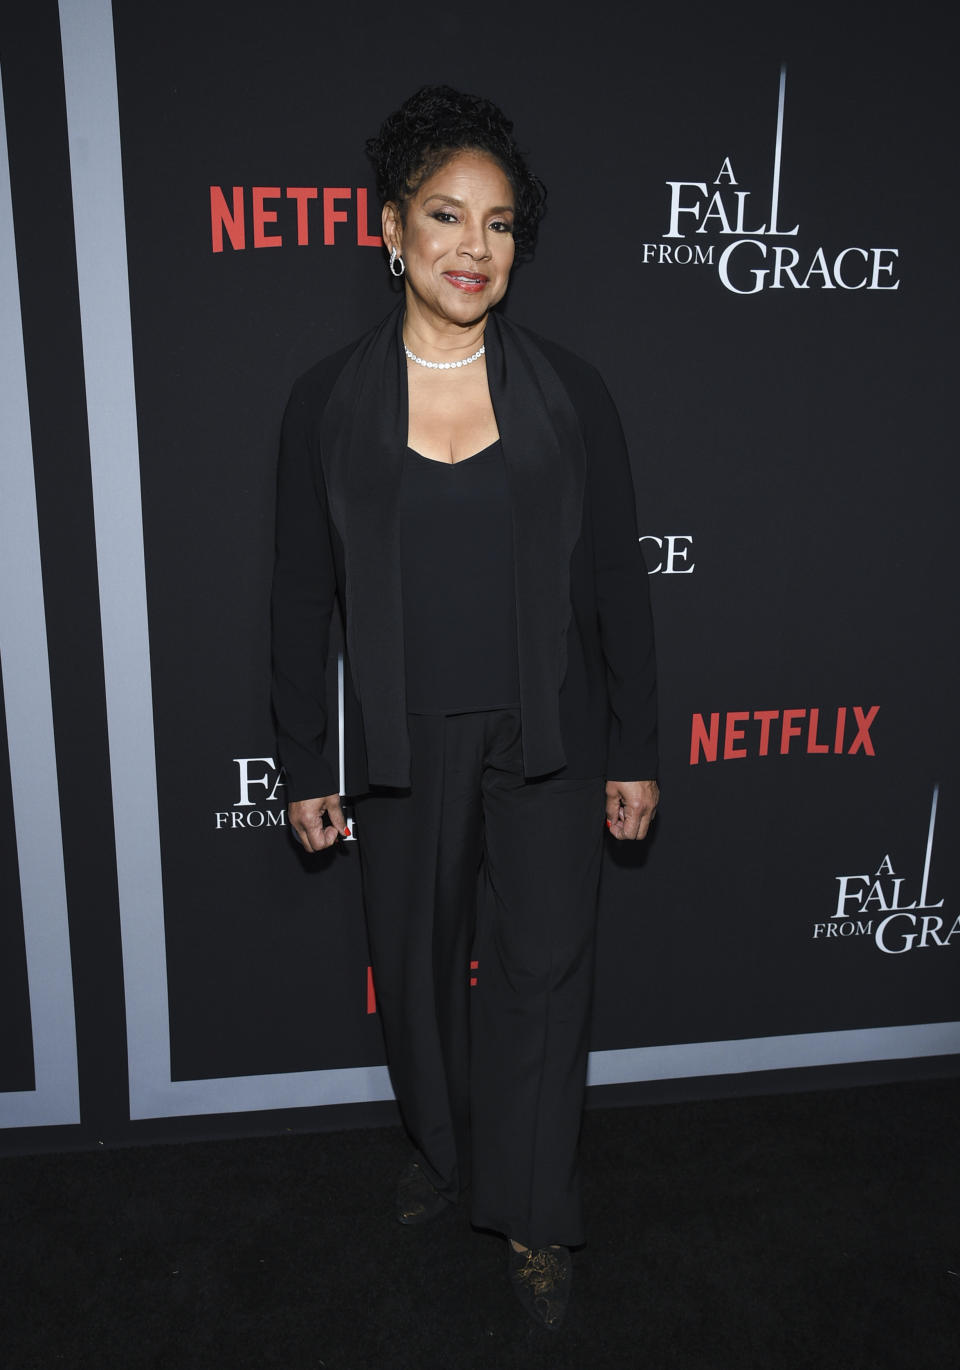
[210,185,383,252]
[689,706,879,764]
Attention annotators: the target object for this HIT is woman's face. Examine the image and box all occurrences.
[384,150,516,329]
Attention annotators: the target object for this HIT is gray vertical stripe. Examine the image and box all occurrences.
[0,68,80,1127]
[58,0,172,1110]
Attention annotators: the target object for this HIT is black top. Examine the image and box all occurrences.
[399,441,520,714]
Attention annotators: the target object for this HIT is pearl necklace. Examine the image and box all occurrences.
[404,342,485,370]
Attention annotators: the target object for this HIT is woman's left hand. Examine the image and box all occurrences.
[605,779,659,840]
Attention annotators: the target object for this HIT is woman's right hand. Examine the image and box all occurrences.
[287,794,349,851]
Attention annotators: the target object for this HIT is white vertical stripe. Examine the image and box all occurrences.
[58,0,172,1109]
[769,63,798,236]
[337,650,345,797]
[0,67,80,1127]
[918,784,942,908]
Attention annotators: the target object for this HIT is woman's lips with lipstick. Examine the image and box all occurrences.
[443,271,488,292]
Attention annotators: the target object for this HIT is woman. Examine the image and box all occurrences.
[271,85,658,1331]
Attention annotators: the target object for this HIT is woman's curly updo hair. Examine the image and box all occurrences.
[366,85,547,263]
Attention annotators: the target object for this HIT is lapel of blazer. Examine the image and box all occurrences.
[486,312,587,776]
[321,306,411,787]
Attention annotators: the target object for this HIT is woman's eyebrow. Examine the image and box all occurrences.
[422,193,515,213]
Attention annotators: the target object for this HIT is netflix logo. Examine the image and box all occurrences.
[690,706,879,764]
[210,185,383,252]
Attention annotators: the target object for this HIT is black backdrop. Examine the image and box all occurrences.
[1,0,956,1151]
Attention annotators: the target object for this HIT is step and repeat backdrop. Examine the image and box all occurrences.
[1,0,956,1147]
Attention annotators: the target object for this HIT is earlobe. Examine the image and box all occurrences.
[382,202,402,255]
[382,203,405,278]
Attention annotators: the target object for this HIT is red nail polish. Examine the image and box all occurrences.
[343,826,351,837]
[605,819,611,828]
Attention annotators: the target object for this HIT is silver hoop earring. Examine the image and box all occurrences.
[389,247,405,278]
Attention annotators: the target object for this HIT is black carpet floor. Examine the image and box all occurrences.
[2,1078,958,1370]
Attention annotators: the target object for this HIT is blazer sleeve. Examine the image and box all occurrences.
[270,379,340,801]
[583,370,659,780]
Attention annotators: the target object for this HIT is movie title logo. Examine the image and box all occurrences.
[811,787,955,954]
[640,534,695,575]
[209,186,382,252]
[689,706,878,764]
[644,67,899,295]
[214,757,287,829]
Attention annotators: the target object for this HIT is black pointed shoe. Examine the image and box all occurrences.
[507,1241,572,1331]
[395,1160,453,1225]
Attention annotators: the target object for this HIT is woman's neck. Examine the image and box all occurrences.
[402,300,488,362]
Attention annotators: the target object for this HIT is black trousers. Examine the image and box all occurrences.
[355,709,605,1249]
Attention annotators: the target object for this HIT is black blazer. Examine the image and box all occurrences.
[271,308,658,800]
